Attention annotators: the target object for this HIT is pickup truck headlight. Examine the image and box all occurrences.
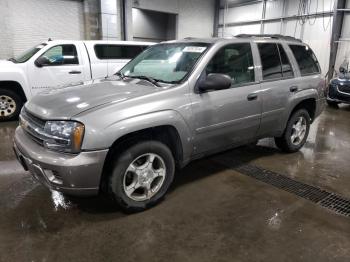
[43,121,85,153]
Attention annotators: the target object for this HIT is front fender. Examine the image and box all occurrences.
[0,66,31,99]
[81,110,193,161]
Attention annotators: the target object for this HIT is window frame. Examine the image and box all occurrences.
[36,44,80,67]
[257,42,295,83]
[288,44,321,77]
[93,44,147,60]
[202,42,258,90]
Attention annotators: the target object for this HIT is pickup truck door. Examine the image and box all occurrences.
[28,43,89,95]
[190,43,262,155]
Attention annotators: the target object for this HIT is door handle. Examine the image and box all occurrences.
[247,93,258,101]
[290,86,298,92]
[69,70,81,74]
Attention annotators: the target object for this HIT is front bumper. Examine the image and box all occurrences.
[13,127,108,196]
[327,85,350,104]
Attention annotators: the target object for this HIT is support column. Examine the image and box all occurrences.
[328,0,346,81]
[100,0,122,40]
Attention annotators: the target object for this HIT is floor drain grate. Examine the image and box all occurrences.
[224,161,350,217]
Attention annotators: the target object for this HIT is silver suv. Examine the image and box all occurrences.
[14,35,326,211]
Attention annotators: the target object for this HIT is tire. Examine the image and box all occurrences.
[108,141,175,212]
[326,99,339,108]
[0,88,23,121]
[274,109,310,153]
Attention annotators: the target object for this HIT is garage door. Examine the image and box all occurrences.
[3,0,85,58]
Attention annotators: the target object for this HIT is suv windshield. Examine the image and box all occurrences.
[11,43,47,63]
[119,43,210,84]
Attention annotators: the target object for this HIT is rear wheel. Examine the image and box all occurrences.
[108,141,175,212]
[0,88,23,121]
[274,109,310,153]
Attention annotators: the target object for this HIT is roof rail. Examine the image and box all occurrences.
[235,34,302,42]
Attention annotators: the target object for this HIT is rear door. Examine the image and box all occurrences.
[190,42,262,154]
[28,43,88,95]
[256,42,297,137]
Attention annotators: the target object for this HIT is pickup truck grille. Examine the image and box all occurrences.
[20,108,46,146]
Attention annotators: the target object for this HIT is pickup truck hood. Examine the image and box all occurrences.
[25,79,160,119]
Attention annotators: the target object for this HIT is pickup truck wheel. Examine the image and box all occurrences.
[108,141,175,212]
[274,109,310,153]
[0,89,22,121]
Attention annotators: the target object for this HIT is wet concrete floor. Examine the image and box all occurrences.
[0,105,350,262]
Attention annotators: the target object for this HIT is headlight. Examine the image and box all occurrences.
[43,121,85,153]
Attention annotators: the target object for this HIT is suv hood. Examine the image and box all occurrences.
[25,79,160,120]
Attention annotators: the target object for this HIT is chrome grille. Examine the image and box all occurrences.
[20,108,46,146]
[337,84,350,94]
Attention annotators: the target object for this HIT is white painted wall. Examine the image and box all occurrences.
[0,0,85,59]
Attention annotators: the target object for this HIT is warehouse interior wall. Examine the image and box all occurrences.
[0,0,85,59]
[334,0,350,73]
[218,0,335,75]
[132,8,177,42]
[129,0,216,40]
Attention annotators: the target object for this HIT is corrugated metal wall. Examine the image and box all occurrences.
[218,0,335,75]
[0,0,85,59]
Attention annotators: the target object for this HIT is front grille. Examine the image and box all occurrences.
[20,108,46,146]
[337,84,350,94]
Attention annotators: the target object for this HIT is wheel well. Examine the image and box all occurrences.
[290,98,316,122]
[100,125,183,192]
[0,81,27,103]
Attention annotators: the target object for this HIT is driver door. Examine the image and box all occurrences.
[28,44,86,95]
[190,43,262,155]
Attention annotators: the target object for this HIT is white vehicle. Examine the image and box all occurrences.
[0,40,154,121]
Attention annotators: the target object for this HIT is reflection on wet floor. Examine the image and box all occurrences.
[0,105,350,262]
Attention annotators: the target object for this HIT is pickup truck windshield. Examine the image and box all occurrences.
[120,43,210,84]
[11,43,47,63]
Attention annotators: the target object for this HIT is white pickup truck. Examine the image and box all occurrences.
[0,40,153,121]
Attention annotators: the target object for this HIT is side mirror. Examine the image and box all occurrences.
[35,56,50,67]
[198,73,232,92]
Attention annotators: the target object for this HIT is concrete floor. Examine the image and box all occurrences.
[1,105,350,262]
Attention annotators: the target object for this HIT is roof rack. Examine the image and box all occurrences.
[235,34,302,42]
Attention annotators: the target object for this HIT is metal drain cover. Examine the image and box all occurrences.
[219,160,350,217]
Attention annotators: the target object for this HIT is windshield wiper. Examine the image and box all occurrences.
[127,75,161,87]
[114,71,125,79]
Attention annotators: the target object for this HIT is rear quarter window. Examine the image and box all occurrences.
[94,44,147,60]
[289,45,320,76]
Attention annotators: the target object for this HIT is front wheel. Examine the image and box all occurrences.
[274,109,310,153]
[0,88,23,121]
[108,141,175,212]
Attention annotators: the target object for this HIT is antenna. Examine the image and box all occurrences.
[105,17,110,79]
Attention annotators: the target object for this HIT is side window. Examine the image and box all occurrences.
[258,43,282,80]
[41,45,79,65]
[94,45,145,60]
[277,44,294,78]
[206,43,255,86]
[289,45,320,75]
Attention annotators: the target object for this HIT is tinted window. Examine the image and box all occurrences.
[277,44,293,78]
[289,45,320,75]
[40,45,79,65]
[258,43,282,80]
[206,43,255,86]
[94,45,147,59]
